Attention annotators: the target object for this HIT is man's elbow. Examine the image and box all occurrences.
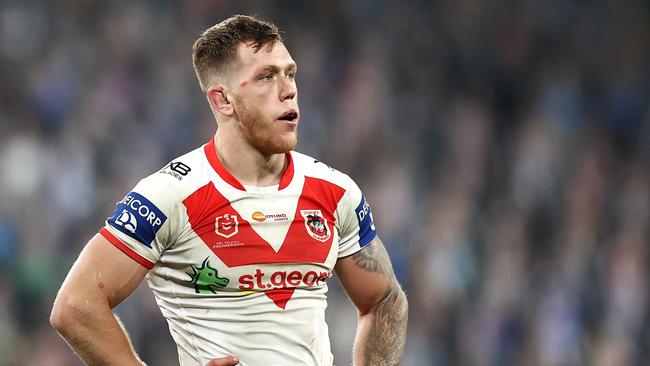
[394,288,408,315]
[50,292,90,335]
[380,285,408,321]
[361,285,408,318]
[50,295,75,333]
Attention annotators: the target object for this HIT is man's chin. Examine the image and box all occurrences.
[271,140,297,154]
[253,137,297,156]
[283,136,298,152]
[271,133,298,153]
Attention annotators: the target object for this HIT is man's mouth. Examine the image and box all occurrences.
[277,110,299,124]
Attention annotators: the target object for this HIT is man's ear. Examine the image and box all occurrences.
[207,86,234,117]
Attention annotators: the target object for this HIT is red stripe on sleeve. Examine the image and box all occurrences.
[99,227,155,270]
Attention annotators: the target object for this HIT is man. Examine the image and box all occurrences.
[50,15,407,366]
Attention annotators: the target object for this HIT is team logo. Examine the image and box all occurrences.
[186,258,229,294]
[215,213,239,238]
[252,211,266,222]
[115,209,137,234]
[300,210,330,242]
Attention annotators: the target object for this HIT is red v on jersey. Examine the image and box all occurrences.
[183,177,345,266]
[265,288,295,309]
[183,176,345,307]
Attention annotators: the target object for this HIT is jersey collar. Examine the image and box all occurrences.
[204,137,294,191]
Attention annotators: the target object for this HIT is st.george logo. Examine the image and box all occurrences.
[300,210,330,242]
[115,210,137,234]
[215,213,238,238]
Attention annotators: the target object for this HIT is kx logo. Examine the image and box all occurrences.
[168,161,191,176]
[160,161,191,180]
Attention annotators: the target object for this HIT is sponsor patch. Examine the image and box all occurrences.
[300,209,331,242]
[108,192,167,248]
[355,195,376,247]
[238,268,332,309]
[251,211,289,222]
[252,211,266,222]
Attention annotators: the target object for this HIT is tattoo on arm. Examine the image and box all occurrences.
[365,286,408,365]
[351,239,408,366]
[351,241,389,274]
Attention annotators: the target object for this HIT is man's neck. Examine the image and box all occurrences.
[213,131,288,187]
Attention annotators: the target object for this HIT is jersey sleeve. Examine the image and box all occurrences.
[335,176,378,258]
[99,174,181,269]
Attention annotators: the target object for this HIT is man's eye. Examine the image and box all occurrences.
[260,74,273,80]
[287,72,296,80]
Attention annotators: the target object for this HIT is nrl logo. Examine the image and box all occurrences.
[187,257,229,294]
[215,213,238,238]
[300,209,330,242]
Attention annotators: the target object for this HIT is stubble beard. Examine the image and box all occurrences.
[235,98,298,156]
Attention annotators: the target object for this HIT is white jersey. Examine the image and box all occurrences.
[99,138,377,366]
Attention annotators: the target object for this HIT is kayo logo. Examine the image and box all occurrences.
[115,210,137,234]
[215,214,238,238]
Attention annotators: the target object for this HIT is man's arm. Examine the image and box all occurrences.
[50,233,150,365]
[51,234,241,366]
[335,236,408,366]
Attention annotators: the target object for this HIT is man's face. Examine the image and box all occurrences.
[229,41,299,155]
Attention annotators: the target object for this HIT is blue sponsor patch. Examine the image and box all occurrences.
[354,195,377,247]
[107,192,167,248]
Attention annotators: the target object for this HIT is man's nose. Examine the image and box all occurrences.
[279,76,296,101]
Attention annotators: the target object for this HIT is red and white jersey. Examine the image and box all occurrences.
[99,138,377,366]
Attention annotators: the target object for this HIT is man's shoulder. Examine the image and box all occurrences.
[135,144,210,201]
[156,145,205,182]
[291,150,355,190]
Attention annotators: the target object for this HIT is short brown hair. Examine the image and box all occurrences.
[192,15,283,92]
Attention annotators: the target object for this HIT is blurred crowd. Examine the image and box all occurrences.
[0,0,648,365]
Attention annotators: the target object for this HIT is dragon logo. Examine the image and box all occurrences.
[187,258,229,294]
[300,209,331,242]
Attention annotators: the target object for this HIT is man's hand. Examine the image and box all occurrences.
[204,355,239,366]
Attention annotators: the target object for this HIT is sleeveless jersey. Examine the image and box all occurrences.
[99,138,377,366]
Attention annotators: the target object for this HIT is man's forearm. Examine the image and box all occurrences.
[51,299,145,365]
[354,283,408,366]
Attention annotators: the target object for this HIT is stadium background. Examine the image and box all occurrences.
[0,0,649,365]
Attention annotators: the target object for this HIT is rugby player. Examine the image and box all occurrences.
[50,15,407,366]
